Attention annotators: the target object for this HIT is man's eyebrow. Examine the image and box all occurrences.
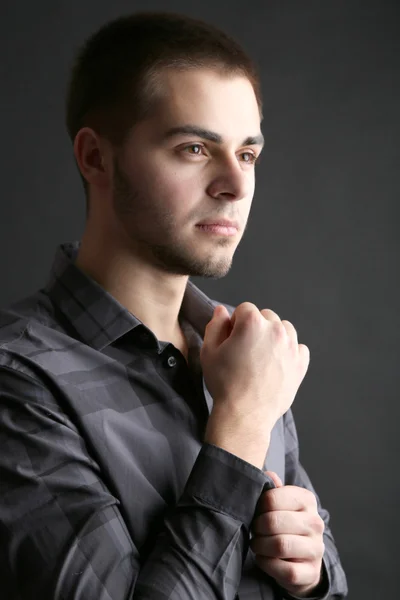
[163,125,264,148]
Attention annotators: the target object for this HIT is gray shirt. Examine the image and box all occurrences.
[0,241,348,599]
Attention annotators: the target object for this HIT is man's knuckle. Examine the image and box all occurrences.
[311,545,319,561]
[286,563,300,585]
[311,540,325,561]
[310,514,325,534]
[277,536,290,557]
[304,491,318,511]
[318,517,325,534]
[265,490,277,510]
[270,319,285,338]
[268,512,280,531]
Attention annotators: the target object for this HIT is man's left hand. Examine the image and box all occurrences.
[250,471,325,598]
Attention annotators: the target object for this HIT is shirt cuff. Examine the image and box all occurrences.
[183,442,276,530]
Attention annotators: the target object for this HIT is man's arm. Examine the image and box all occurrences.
[277,408,349,600]
[0,365,271,600]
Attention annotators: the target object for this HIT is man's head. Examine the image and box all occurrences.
[66,12,264,279]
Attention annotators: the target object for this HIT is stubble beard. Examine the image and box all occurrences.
[111,156,234,279]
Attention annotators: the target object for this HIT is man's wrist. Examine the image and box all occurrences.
[204,407,273,469]
[204,424,271,470]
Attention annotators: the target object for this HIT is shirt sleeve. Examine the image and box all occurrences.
[0,365,273,600]
[276,409,349,600]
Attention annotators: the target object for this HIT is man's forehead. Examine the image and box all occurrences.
[154,68,260,115]
[140,69,262,143]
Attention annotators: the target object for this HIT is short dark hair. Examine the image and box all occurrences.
[65,11,263,211]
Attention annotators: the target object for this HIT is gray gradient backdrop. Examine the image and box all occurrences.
[1,1,399,598]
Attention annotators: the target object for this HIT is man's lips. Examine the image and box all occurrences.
[196,219,239,229]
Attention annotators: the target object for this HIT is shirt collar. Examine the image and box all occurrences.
[44,241,220,351]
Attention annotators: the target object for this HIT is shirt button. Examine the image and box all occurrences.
[167,356,177,367]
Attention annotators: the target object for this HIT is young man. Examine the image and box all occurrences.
[0,12,348,600]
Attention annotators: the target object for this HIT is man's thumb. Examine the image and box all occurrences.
[204,305,231,346]
[264,470,283,488]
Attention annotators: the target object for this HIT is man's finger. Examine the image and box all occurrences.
[251,510,317,537]
[258,485,318,513]
[253,555,322,594]
[250,533,324,561]
[264,470,283,488]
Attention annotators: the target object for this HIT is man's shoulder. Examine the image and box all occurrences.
[0,289,68,378]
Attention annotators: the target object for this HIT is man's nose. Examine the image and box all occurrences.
[206,158,253,201]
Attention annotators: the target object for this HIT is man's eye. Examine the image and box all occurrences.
[184,144,204,155]
[181,145,260,164]
[241,151,258,164]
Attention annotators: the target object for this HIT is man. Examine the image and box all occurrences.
[0,11,348,600]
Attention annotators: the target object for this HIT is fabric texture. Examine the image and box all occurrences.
[0,241,348,599]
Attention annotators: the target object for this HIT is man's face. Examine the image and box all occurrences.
[111,68,263,278]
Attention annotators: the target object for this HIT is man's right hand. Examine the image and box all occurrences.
[200,302,310,469]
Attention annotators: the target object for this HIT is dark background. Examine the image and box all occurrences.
[1,1,399,597]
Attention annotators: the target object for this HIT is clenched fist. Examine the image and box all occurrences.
[201,302,310,469]
[250,471,326,598]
